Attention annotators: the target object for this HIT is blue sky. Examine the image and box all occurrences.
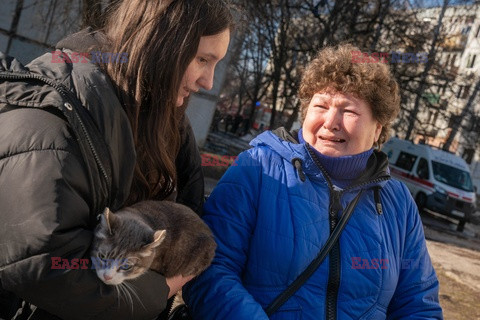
[409,0,475,8]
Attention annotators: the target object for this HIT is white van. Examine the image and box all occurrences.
[382,137,476,231]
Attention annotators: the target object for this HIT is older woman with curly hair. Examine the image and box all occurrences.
[184,44,443,319]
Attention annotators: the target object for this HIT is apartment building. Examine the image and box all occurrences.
[412,4,480,163]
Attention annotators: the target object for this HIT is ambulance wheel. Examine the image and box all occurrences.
[415,193,427,213]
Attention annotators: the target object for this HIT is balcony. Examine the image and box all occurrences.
[440,34,468,51]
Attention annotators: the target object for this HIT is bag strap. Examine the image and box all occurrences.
[265,189,365,316]
[0,71,113,226]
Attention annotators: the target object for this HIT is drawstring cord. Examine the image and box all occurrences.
[292,158,306,182]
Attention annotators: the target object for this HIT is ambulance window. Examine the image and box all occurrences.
[395,152,417,171]
[417,158,429,179]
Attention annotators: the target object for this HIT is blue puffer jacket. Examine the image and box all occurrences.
[184,129,442,320]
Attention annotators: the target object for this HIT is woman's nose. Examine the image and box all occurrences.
[199,68,214,91]
[323,109,340,130]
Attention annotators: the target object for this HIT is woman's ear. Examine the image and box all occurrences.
[374,122,383,144]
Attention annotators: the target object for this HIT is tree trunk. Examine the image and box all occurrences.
[443,78,480,151]
[405,0,449,140]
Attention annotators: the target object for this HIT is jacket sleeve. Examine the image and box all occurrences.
[0,109,168,320]
[183,150,269,320]
[175,116,204,216]
[387,184,443,319]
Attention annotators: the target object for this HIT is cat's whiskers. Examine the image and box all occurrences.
[114,284,122,307]
[117,282,134,315]
[123,281,146,311]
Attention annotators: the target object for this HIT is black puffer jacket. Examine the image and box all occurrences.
[0,30,204,319]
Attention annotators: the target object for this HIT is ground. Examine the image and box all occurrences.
[427,240,480,319]
[423,212,480,319]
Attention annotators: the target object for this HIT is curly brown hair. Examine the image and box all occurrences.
[299,44,400,148]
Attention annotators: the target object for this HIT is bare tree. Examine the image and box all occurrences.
[404,0,450,139]
[443,78,480,151]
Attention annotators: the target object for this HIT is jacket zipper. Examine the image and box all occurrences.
[0,71,111,195]
[306,146,390,320]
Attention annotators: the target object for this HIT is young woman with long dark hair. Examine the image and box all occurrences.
[0,0,234,318]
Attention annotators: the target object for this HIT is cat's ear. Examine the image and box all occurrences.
[101,207,115,236]
[140,230,166,257]
[148,230,166,249]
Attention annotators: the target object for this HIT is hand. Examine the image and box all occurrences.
[166,274,195,298]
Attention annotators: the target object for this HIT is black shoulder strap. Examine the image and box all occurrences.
[0,71,112,226]
[265,189,365,316]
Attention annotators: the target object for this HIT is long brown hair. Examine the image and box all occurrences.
[101,0,234,205]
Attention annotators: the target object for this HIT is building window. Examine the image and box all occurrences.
[462,85,471,99]
[469,116,480,133]
[450,54,456,67]
[429,110,439,125]
[461,26,471,34]
[467,54,476,68]
[457,85,464,99]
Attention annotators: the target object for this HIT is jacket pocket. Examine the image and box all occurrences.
[244,284,303,319]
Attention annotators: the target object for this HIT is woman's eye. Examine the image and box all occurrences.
[198,57,208,64]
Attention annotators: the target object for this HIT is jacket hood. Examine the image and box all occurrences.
[56,27,107,53]
[56,29,135,209]
[0,29,135,210]
[251,127,390,189]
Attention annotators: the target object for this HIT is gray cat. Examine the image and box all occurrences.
[91,200,216,286]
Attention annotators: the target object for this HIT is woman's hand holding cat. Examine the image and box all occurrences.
[166,274,195,298]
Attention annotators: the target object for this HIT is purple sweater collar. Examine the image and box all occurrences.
[298,129,373,188]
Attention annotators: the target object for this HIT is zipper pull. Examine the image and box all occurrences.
[330,189,343,216]
[374,187,383,215]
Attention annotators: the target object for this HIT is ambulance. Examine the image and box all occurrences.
[382,137,476,231]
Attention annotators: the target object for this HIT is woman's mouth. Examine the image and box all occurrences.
[319,135,346,143]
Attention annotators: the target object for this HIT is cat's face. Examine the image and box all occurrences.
[91,208,166,285]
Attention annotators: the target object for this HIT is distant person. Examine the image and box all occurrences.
[0,0,234,318]
[225,114,233,133]
[184,44,443,319]
[232,114,243,134]
[211,109,221,133]
[239,117,250,136]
